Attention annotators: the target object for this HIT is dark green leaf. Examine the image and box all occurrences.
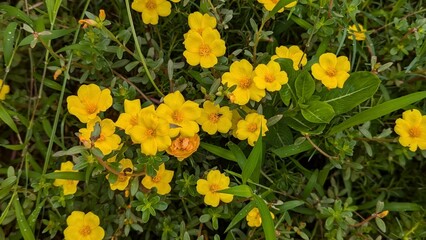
[242,131,263,184]
[295,71,315,102]
[0,103,19,133]
[0,5,33,25]
[3,22,18,67]
[253,195,276,240]
[272,140,313,158]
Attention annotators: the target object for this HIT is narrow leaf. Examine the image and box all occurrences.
[272,141,313,158]
[0,103,19,133]
[227,142,246,169]
[13,197,35,240]
[3,22,18,67]
[242,132,263,184]
[44,172,85,181]
[277,200,305,213]
[225,201,255,232]
[302,170,318,199]
[219,185,252,198]
[0,5,34,25]
[200,142,236,162]
[52,146,87,157]
[253,195,276,240]
[384,202,422,211]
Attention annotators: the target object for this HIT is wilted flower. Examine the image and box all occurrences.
[183,28,226,68]
[196,170,233,207]
[348,24,366,41]
[0,79,10,100]
[142,163,174,195]
[235,112,268,146]
[131,0,171,25]
[156,91,201,137]
[78,117,121,155]
[246,207,275,227]
[64,211,105,240]
[67,84,112,123]
[197,101,233,135]
[166,134,200,161]
[311,53,350,89]
[257,0,297,13]
[253,60,288,92]
[221,59,265,105]
[106,159,134,191]
[53,161,79,195]
[271,45,307,70]
[394,109,426,151]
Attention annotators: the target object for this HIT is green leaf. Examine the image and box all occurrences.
[321,71,380,115]
[225,201,256,232]
[28,199,46,230]
[295,71,315,102]
[290,15,313,30]
[3,22,18,67]
[44,172,85,181]
[375,218,386,232]
[13,197,35,240]
[227,142,246,169]
[0,5,34,26]
[253,195,276,240]
[200,142,236,162]
[19,29,75,46]
[384,202,422,211]
[0,103,19,133]
[328,91,426,135]
[272,141,313,158]
[0,144,25,150]
[242,131,263,184]
[301,100,335,123]
[302,170,318,199]
[45,0,62,24]
[219,185,252,198]
[52,146,87,157]
[277,200,305,213]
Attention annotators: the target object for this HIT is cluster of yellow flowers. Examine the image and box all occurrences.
[131,0,180,25]
[183,12,226,68]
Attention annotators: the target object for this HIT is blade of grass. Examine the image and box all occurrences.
[242,131,263,184]
[254,195,276,240]
[13,196,35,240]
[200,142,236,162]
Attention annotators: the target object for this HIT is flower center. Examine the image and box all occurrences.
[265,74,275,83]
[152,175,161,183]
[248,123,257,132]
[145,128,156,137]
[175,137,190,149]
[238,77,252,89]
[79,225,91,236]
[146,0,157,10]
[326,68,337,77]
[86,103,97,114]
[130,116,138,126]
[172,111,184,123]
[208,113,220,123]
[199,43,211,57]
[209,184,220,192]
[118,174,127,182]
[98,134,105,141]
[409,127,421,138]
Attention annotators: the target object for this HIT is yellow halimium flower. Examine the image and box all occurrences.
[196,170,233,207]
[53,161,79,195]
[78,118,121,155]
[106,159,133,191]
[142,163,174,195]
[115,99,142,134]
[246,207,275,227]
[131,0,171,25]
[183,28,226,68]
[166,134,200,161]
[67,84,112,123]
[128,105,171,155]
[64,211,105,240]
[271,45,307,70]
[235,112,268,146]
[0,79,10,100]
[311,53,350,89]
[254,61,288,92]
[222,59,265,105]
[156,91,201,137]
[258,0,297,13]
[394,109,426,152]
[188,12,217,35]
[348,24,366,41]
[197,101,233,135]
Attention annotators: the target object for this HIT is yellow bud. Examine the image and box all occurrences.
[53,69,62,80]
[99,9,106,21]
[377,210,389,218]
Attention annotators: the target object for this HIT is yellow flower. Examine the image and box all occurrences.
[311,53,350,89]
[257,0,297,13]
[253,61,288,92]
[196,170,233,207]
[156,91,201,137]
[246,207,275,227]
[235,112,268,146]
[188,12,217,35]
[197,101,233,135]
[183,28,226,68]
[78,117,121,155]
[115,99,142,134]
[222,59,265,105]
[127,105,171,155]
[67,84,112,123]
[271,45,307,70]
[64,211,105,240]
[106,159,133,191]
[394,109,426,152]
[53,161,79,195]
[230,106,256,138]
[131,0,171,25]
[348,24,366,41]
[166,134,200,161]
[0,79,10,100]
[141,163,174,195]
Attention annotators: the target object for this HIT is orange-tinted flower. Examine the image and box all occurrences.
[166,134,200,161]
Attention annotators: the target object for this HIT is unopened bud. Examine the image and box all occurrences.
[99,9,106,21]
[377,210,389,218]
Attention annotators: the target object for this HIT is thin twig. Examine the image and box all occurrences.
[95,155,146,177]
[304,134,338,160]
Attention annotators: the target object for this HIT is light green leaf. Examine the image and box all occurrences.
[13,197,35,240]
[301,100,335,123]
[295,71,315,102]
[219,185,253,198]
[225,201,255,232]
[321,71,380,114]
[242,131,263,184]
[52,146,87,157]
[328,91,426,135]
[200,143,236,162]
[375,218,386,232]
[19,28,75,46]
[253,195,276,240]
